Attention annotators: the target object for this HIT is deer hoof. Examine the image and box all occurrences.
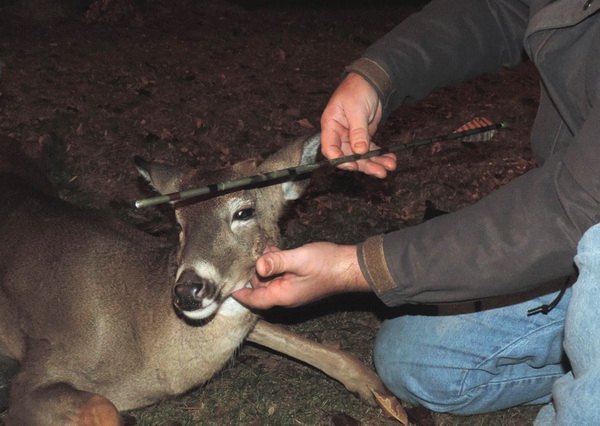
[77,395,122,426]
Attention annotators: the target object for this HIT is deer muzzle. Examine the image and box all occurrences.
[173,269,220,320]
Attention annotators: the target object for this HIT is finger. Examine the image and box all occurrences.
[360,161,388,179]
[255,256,275,277]
[255,249,293,277]
[358,154,397,178]
[262,245,282,255]
[232,288,273,310]
[345,110,371,155]
[249,274,270,288]
[320,125,342,159]
[372,153,397,171]
[231,287,252,304]
[255,246,283,278]
[320,125,353,166]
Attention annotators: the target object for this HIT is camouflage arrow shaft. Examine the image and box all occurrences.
[135,121,507,208]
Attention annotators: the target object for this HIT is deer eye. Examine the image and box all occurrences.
[233,208,256,221]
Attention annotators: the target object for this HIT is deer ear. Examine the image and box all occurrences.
[258,132,320,201]
[134,156,184,195]
[232,159,258,175]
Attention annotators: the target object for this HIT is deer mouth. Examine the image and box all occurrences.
[173,274,250,321]
[172,285,219,321]
[177,300,220,321]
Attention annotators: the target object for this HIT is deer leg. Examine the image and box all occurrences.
[246,319,388,406]
[6,378,122,426]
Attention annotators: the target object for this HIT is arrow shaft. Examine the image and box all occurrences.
[135,122,506,208]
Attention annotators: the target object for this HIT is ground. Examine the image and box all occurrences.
[0,1,542,424]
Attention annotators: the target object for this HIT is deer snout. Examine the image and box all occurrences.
[173,270,218,313]
[173,283,203,311]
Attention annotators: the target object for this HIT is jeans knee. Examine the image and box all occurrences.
[578,222,600,254]
[374,312,562,415]
[373,318,472,413]
[373,316,506,415]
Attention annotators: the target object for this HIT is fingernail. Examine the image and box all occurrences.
[264,258,274,275]
[354,142,367,152]
[339,163,356,171]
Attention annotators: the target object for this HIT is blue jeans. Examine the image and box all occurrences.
[374,222,600,423]
[534,223,600,425]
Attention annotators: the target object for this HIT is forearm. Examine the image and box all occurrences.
[359,106,600,306]
[334,244,373,293]
[348,0,530,114]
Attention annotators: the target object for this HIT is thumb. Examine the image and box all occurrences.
[256,249,292,277]
[232,287,274,310]
[346,111,371,155]
[231,287,251,304]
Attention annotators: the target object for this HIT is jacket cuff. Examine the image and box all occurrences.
[344,57,395,112]
[357,234,399,304]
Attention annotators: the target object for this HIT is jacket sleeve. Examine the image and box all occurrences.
[346,0,530,115]
[357,102,600,306]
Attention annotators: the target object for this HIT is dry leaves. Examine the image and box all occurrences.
[369,386,408,425]
[297,118,314,129]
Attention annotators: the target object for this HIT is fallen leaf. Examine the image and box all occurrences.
[297,118,314,129]
[369,386,408,425]
[430,142,443,155]
[294,206,307,219]
[278,48,287,62]
[314,195,334,218]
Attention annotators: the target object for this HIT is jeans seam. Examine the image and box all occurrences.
[459,318,565,395]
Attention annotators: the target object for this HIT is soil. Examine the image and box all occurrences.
[0,1,542,425]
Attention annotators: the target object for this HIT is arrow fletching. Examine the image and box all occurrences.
[453,117,497,142]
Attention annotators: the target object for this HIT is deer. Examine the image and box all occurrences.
[0,133,399,425]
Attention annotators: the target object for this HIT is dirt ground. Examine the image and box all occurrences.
[0,1,543,424]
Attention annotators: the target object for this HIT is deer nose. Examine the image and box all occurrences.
[173,283,202,311]
[173,270,216,312]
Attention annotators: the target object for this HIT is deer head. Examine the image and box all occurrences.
[136,133,320,322]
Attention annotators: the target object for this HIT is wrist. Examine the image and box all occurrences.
[336,244,372,293]
[344,58,393,111]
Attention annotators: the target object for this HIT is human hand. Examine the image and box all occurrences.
[232,243,371,310]
[320,73,396,178]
